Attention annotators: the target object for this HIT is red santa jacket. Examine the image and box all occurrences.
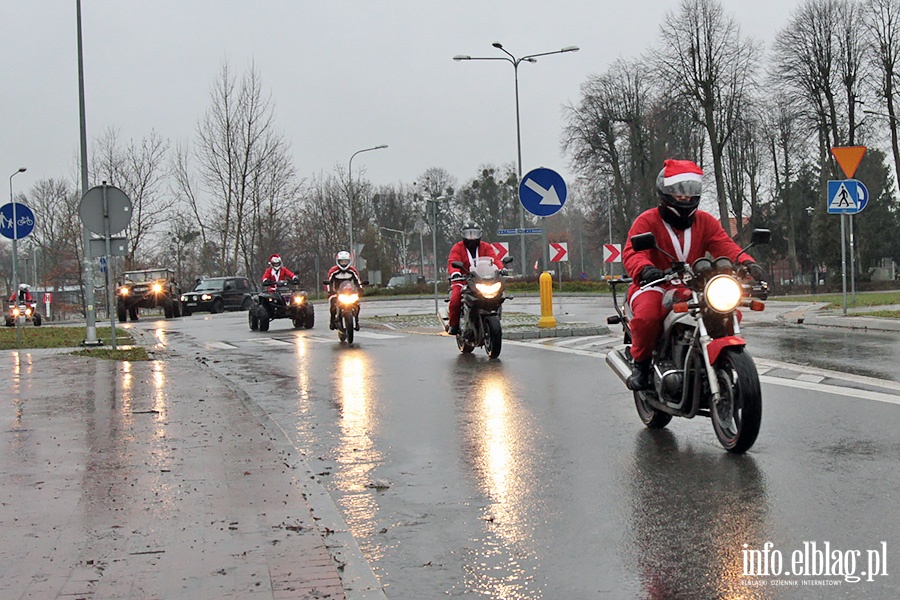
[261,266,295,283]
[623,208,752,299]
[447,240,503,277]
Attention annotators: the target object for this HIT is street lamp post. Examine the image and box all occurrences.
[348,145,388,269]
[454,42,579,272]
[9,167,26,344]
[425,195,450,314]
[379,226,410,275]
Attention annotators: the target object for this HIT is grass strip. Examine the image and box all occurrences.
[0,326,134,350]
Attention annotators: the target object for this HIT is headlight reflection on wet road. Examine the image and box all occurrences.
[459,362,540,600]
[333,351,383,558]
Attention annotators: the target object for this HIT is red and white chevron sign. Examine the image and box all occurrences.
[550,242,568,262]
[604,243,621,263]
[491,242,509,261]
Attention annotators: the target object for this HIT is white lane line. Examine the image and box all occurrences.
[249,338,293,346]
[760,376,900,406]
[505,340,900,406]
[353,331,403,339]
[204,341,237,350]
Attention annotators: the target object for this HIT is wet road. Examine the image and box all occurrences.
[136,308,900,598]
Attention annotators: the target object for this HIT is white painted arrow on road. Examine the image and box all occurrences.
[524,178,562,205]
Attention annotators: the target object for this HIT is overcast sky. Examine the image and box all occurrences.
[3,1,805,199]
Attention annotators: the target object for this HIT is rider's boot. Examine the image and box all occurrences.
[447,324,459,335]
[329,311,336,330]
[626,359,653,391]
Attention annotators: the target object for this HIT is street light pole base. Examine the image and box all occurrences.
[81,339,104,347]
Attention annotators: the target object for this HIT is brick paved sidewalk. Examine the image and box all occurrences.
[0,351,348,599]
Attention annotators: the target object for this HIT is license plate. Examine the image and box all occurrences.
[186,302,198,307]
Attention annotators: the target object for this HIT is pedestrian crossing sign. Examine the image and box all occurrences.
[827,179,868,214]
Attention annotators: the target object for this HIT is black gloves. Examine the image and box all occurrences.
[640,265,665,286]
[743,261,765,281]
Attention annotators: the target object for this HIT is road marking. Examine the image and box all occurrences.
[760,376,900,406]
[249,338,293,346]
[353,331,403,339]
[506,340,900,406]
[204,341,237,350]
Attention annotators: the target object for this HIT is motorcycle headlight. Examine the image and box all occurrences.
[152,283,163,293]
[201,294,212,301]
[12,308,20,316]
[293,296,306,305]
[705,274,742,313]
[25,308,32,316]
[119,287,129,296]
[475,281,502,298]
[338,293,359,305]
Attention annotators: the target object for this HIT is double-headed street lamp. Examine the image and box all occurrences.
[348,145,388,268]
[454,42,579,271]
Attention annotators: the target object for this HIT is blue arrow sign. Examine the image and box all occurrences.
[519,168,567,217]
[0,202,35,240]
[827,179,868,214]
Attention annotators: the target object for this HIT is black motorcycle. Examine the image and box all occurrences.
[332,279,361,344]
[249,277,314,332]
[605,229,770,453]
[449,256,513,358]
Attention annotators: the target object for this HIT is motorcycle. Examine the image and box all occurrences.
[331,279,361,344]
[249,277,314,332]
[605,229,770,454]
[448,255,513,358]
[5,299,42,327]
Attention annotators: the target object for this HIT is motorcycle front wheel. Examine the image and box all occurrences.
[711,348,762,454]
[343,313,354,344]
[484,315,502,358]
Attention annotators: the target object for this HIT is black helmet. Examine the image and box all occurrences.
[461,221,482,251]
[461,221,482,241]
[657,159,702,224]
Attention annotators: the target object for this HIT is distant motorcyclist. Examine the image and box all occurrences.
[446,222,504,335]
[9,283,34,304]
[261,254,296,284]
[326,251,363,330]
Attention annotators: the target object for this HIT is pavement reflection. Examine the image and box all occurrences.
[626,429,770,600]
[454,355,541,600]
[332,347,384,561]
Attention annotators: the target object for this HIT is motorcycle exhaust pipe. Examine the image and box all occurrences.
[605,346,633,385]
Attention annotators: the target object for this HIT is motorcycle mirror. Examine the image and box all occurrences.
[630,232,657,252]
[451,260,464,269]
[501,255,514,265]
[750,228,771,245]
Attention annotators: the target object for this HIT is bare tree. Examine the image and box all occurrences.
[654,0,761,231]
[192,61,301,276]
[865,0,900,185]
[91,127,173,268]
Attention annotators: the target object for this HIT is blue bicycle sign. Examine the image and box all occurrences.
[0,202,36,240]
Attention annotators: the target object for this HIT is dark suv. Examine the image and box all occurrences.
[117,268,183,321]
[181,276,254,315]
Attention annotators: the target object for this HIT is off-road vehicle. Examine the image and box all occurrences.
[116,268,183,322]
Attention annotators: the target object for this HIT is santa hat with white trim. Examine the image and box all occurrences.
[657,159,703,198]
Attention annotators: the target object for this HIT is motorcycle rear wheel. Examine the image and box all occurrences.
[634,390,673,429]
[711,348,762,454]
[484,315,502,358]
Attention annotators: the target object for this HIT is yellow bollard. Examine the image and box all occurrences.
[538,271,557,328]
